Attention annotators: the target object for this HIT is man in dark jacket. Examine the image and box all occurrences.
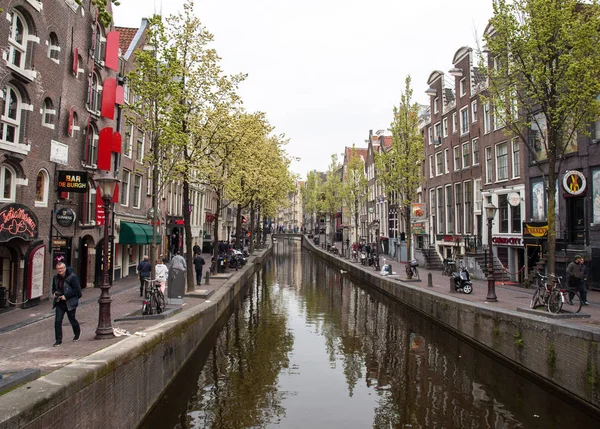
[52,262,82,346]
[137,255,152,297]
[193,253,206,285]
[567,254,585,305]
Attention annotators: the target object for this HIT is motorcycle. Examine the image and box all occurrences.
[442,258,456,276]
[452,263,473,294]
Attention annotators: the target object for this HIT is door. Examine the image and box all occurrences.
[568,197,585,244]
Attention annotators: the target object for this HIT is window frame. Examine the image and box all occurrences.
[435,152,443,176]
[48,32,61,63]
[472,138,480,166]
[485,146,493,184]
[133,174,142,209]
[495,141,509,181]
[442,117,448,138]
[121,169,131,207]
[1,85,23,146]
[453,146,460,171]
[471,100,477,122]
[8,10,28,71]
[459,78,467,97]
[483,102,491,134]
[460,106,469,135]
[35,169,49,207]
[444,148,449,174]
[0,164,16,203]
[511,138,520,179]
[42,98,56,129]
[434,97,439,114]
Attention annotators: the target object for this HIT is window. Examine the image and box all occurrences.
[121,170,130,206]
[93,24,106,65]
[0,165,16,202]
[530,113,547,161]
[437,187,444,234]
[511,202,522,233]
[460,107,469,135]
[428,127,432,145]
[429,155,434,178]
[464,181,472,234]
[494,106,505,130]
[453,146,460,171]
[70,110,80,138]
[496,141,508,181]
[0,85,22,145]
[485,146,493,183]
[136,129,144,162]
[84,123,99,166]
[444,148,449,174]
[123,122,133,157]
[42,98,55,129]
[133,174,142,208]
[472,138,480,165]
[84,183,96,225]
[454,183,462,234]
[76,54,84,78]
[471,100,477,122]
[462,142,470,168]
[434,97,439,114]
[48,32,60,63]
[442,117,448,137]
[446,185,453,233]
[459,78,467,97]
[8,10,28,71]
[435,152,443,176]
[474,179,482,212]
[88,72,102,113]
[35,169,49,207]
[429,188,435,229]
[499,194,509,233]
[483,102,491,134]
[123,82,130,104]
[511,138,520,178]
[531,179,546,221]
[452,112,458,133]
[146,167,152,195]
[434,122,441,141]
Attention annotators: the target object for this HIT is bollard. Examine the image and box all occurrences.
[205,271,210,285]
[449,277,456,293]
[427,272,433,287]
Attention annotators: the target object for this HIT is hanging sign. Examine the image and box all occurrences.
[57,171,88,193]
[563,170,586,196]
[27,244,46,299]
[507,192,521,207]
[56,207,76,227]
[0,204,39,242]
[96,190,105,226]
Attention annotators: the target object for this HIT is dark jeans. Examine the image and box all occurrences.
[569,279,587,302]
[140,276,149,296]
[55,302,80,342]
[196,269,203,285]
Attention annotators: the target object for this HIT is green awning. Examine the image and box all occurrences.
[119,222,161,245]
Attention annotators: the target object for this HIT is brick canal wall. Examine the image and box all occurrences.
[303,237,600,416]
[0,248,272,429]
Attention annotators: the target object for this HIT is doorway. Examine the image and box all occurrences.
[568,197,585,244]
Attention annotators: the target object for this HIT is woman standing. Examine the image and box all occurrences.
[155,258,169,295]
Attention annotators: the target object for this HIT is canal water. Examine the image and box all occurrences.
[142,241,599,428]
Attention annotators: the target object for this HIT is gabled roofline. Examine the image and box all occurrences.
[452,46,472,65]
[124,18,149,60]
[427,71,444,86]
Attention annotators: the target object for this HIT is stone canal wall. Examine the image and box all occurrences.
[303,237,600,416]
[0,248,272,429]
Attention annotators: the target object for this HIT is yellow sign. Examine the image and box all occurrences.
[525,224,548,237]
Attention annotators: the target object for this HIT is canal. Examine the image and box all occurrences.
[142,241,599,428]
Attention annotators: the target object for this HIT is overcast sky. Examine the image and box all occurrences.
[114,0,494,179]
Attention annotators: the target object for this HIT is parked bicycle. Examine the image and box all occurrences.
[530,273,582,314]
[405,259,420,280]
[142,279,166,315]
[442,258,456,277]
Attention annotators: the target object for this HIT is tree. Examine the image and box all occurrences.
[483,0,600,275]
[302,171,324,235]
[322,155,344,247]
[375,76,424,260]
[344,146,368,246]
[76,0,120,28]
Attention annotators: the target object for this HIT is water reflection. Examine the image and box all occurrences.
[143,241,599,428]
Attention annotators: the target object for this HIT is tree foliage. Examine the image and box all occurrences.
[302,170,324,233]
[344,146,368,245]
[483,0,600,274]
[322,155,344,246]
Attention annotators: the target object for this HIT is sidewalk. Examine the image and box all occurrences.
[329,239,600,329]
[0,252,228,376]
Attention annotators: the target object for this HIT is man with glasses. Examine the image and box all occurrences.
[52,262,82,346]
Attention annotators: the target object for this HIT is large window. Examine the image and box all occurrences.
[48,32,60,63]
[442,117,448,137]
[453,146,460,171]
[437,187,444,234]
[472,138,480,165]
[462,142,470,168]
[460,107,469,135]
[88,72,102,113]
[511,202,522,233]
[35,169,49,207]
[444,148,449,173]
[8,10,28,71]
[454,183,462,234]
[446,185,453,233]
[496,141,508,181]
[84,123,99,166]
[435,152,443,176]
[93,24,106,65]
[123,122,133,158]
[511,138,520,178]
[0,85,22,145]
[485,146,493,184]
[133,174,142,208]
[471,100,478,122]
[464,181,473,234]
[429,155,434,178]
[452,112,458,133]
[136,129,144,162]
[42,98,55,129]
[483,102,491,134]
[498,194,509,233]
[0,165,16,202]
[121,170,130,206]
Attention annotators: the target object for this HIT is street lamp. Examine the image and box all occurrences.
[95,171,119,339]
[485,201,498,302]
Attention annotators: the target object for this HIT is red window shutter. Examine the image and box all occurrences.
[68,108,74,136]
[115,85,124,105]
[98,127,113,171]
[112,183,120,204]
[72,47,78,75]
[112,131,122,154]
[105,31,120,71]
[59,192,69,199]
[101,78,117,119]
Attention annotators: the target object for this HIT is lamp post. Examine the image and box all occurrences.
[95,171,119,339]
[485,202,498,302]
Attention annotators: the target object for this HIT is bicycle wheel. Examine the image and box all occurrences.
[405,265,413,279]
[565,289,583,313]
[530,288,541,309]
[157,290,166,313]
[152,294,162,314]
[547,289,563,314]
[141,300,149,315]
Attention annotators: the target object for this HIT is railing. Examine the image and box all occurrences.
[464,235,483,252]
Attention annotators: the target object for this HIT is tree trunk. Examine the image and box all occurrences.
[182,178,195,292]
[547,152,557,276]
[354,198,359,246]
[249,202,255,253]
[405,204,412,261]
[235,203,242,249]
[150,133,160,278]
[212,191,221,269]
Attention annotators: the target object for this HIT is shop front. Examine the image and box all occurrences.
[491,235,525,283]
[522,221,548,282]
[117,221,161,277]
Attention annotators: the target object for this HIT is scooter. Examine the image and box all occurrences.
[452,263,473,294]
[360,251,367,265]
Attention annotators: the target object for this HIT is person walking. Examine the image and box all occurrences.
[567,254,585,305]
[170,251,187,271]
[137,255,151,297]
[581,258,589,305]
[52,262,82,347]
[193,242,201,255]
[155,258,169,295]
[193,252,206,286]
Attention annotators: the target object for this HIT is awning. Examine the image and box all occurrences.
[119,222,161,245]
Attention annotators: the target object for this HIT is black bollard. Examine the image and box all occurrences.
[449,277,455,293]
[428,272,433,287]
[205,271,210,285]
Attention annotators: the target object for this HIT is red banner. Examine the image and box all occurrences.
[96,189,105,226]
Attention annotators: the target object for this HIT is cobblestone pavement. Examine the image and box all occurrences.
[0,252,227,375]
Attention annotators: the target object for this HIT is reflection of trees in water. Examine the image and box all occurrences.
[188,271,294,428]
